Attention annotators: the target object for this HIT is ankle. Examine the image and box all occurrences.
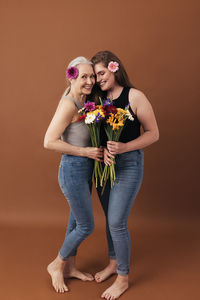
[66,256,76,270]
[117,274,129,283]
[54,255,66,267]
[109,259,117,267]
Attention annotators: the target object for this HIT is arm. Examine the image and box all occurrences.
[44,98,103,161]
[107,89,159,155]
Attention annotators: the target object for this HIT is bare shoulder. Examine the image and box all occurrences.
[129,88,150,106]
[58,96,76,111]
[53,96,76,118]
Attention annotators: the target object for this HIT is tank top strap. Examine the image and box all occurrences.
[115,86,130,107]
[64,95,82,109]
[122,87,131,105]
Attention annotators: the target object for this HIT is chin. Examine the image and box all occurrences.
[100,85,108,91]
[83,89,92,94]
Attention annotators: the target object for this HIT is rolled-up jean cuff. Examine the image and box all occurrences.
[109,255,116,260]
[58,252,67,261]
[117,269,129,276]
[58,251,77,261]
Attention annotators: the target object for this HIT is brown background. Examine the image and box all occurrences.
[0,0,199,300]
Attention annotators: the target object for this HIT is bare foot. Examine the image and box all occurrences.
[47,256,68,293]
[95,260,117,283]
[64,269,94,281]
[101,275,129,299]
[64,256,94,281]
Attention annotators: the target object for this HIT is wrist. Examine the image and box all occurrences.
[80,147,87,157]
[125,141,135,153]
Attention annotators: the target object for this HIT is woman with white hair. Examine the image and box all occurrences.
[44,57,103,293]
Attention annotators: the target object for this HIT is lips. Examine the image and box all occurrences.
[99,81,106,86]
[83,85,92,90]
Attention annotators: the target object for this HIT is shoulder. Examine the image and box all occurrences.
[129,88,152,109]
[59,97,76,109]
[129,88,149,104]
[56,97,77,114]
[128,88,151,114]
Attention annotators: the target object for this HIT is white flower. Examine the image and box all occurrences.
[85,114,96,124]
[78,107,85,114]
[126,111,134,121]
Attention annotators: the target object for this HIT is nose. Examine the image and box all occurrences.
[87,77,92,84]
[96,74,100,82]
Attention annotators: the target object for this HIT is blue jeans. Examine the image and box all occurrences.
[97,149,144,275]
[58,154,94,260]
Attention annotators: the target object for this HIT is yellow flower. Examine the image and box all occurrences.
[112,123,120,130]
[106,114,114,125]
[117,108,127,115]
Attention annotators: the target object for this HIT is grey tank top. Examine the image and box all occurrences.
[61,96,91,147]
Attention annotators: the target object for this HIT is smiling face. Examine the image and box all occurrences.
[94,62,116,91]
[71,63,95,95]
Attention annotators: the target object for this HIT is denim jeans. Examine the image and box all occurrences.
[58,154,94,260]
[97,149,144,275]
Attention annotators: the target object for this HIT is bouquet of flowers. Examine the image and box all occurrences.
[78,101,105,187]
[100,99,134,193]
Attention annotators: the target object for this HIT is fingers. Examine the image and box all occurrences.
[96,158,103,162]
[93,147,104,161]
[107,141,116,146]
[104,148,115,159]
[107,148,116,155]
[104,158,114,166]
[107,142,117,155]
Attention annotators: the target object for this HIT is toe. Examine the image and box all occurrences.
[83,272,94,281]
[95,274,101,283]
[104,293,109,299]
[101,292,105,298]
[64,285,68,292]
[87,273,94,280]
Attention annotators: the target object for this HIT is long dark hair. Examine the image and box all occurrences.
[91,50,133,88]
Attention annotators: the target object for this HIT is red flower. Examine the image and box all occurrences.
[78,115,86,122]
[103,105,117,116]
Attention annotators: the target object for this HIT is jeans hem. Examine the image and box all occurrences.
[109,255,116,260]
[117,269,129,276]
[58,252,68,261]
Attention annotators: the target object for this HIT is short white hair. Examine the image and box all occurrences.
[68,56,92,68]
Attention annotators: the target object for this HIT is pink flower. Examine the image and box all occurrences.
[84,101,96,112]
[108,61,119,72]
[66,66,79,79]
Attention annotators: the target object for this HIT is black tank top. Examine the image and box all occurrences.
[100,87,141,145]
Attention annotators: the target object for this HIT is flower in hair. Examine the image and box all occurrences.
[108,61,119,72]
[66,66,79,79]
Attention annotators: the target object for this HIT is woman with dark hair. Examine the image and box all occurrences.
[91,50,159,299]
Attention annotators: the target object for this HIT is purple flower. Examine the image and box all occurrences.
[84,101,96,112]
[95,112,105,123]
[66,66,79,79]
[103,98,113,106]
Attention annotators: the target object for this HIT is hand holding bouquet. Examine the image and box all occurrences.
[78,101,105,187]
[100,99,134,193]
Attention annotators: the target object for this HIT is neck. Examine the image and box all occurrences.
[68,89,86,105]
[107,84,123,99]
